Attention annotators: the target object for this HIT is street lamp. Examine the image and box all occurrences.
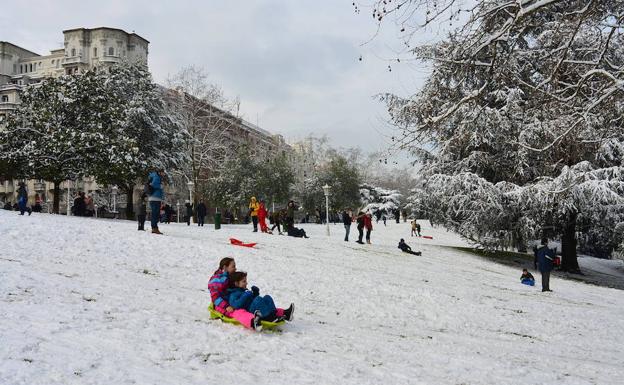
[111,186,118,215]
[66,180,71,216]
[47,199,52,214]
[322,184,331,236]
[187,180,194,203]
[176,201,180,223]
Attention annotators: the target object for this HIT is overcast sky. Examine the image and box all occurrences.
[1,1,441,163]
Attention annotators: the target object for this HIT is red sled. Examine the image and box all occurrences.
[422,235,433,240]
[229,238,257,248]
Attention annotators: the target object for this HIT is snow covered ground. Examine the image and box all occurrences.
[1,211,623,385]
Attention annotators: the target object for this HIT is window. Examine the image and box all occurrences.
[29,63,33,72]
[93,47,97,57]
[1,95,8,103]
[108,47,114,56]
[71,48,76,57]
[51,59,55,64]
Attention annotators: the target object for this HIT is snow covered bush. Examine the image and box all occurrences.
[359,184,401,218]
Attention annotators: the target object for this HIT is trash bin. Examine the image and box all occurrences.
[215,212,221,230]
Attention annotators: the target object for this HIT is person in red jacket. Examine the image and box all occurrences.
[364,212,373,244]
[258,200,269,233]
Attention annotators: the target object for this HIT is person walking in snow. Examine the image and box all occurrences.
[364,213,373,244]
[226,271,294,322]
[137,193,147,231]
[398,239,421,255]
[185,200,193,226]
[16,182,31,216]
[208,258,262,331]
[536,238,555,292]
[416,221,421,237]
[356,211,365,244]
[196,200,207,227]
[382,215,387,226]
[258,200,269,233]
[249,196,260,232]
[270,209,283,235]
[342,208,352,242]
[147,169,165,234]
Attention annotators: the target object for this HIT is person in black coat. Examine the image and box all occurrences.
[73,192,86,216]
[355,211,365,244]
[342,209,352,242]
[536,238,555,292]
[196,200,207,227]
[185,201,193,226]
[398,239,421,255]
[137,193,147,231]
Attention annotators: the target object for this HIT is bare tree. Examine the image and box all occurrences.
[165,66,241,206]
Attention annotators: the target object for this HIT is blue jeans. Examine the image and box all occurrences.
[249,295,277,319]
[150,201,160,229]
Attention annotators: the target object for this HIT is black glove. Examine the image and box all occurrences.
[251,286,260,296]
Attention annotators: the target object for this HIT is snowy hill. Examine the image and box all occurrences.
[1,211,623,385]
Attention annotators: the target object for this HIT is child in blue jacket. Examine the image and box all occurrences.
[226,271,294,322]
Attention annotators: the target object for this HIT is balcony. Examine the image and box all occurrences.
[0,84,20,91]
[63,56,85,65]
[99,55,121,63]
[0,102,19,111]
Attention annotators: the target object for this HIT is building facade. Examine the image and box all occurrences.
[0,27,290,217]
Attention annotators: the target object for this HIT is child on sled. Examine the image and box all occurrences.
[209,257,263,331]
[520,268,535,286]
[226,271,294,322]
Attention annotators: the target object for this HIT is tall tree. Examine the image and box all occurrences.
[368,0,624,270]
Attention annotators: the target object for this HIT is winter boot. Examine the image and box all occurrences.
[151,228,163,235]
[251,310,263,332]
[283,303,295,322]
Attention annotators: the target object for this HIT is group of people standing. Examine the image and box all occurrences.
[248,197,307,238]
[341,209,374,244]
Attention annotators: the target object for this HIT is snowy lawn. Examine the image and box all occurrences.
[1,211,623,385]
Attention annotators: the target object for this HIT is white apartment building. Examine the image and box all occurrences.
[0,27,292,216]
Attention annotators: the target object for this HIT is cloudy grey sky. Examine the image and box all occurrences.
[1,1,440,162]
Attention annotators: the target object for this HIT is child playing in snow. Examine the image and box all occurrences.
[398,239,422,255]
[520,269,535,286]
[226,271,294,322]
[208,257,262,331]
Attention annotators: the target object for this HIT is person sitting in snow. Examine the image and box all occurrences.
[226,271,294,322]
[208,257,262,331]
[287,225,309,238]
[398,239,421,255]
[520,269,535,286]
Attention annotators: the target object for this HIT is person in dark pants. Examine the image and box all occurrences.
[398,239,421,255]
[342,209,352,241]
[137,193,147,231]
[147,169,165,234]
[356,211,365,244]
[364,213,373,244]
[185,201,193,226]
[536,238,555,292]
[197,200,207,226]
[249,196,259,232]
[271,210,283,235]
[17,182,31,216]
[285,200,295,233]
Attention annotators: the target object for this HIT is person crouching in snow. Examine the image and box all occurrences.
[227,271,294,322]
[208,257,262,331]
[398,239,421,255]
[520,268,535,286]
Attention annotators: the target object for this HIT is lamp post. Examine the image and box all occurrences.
[66,180,71,216]
[111,186,118,216]
[176,201,180,223]
[187,180,194,224]
[47,199,52,214]
[94,204,98,218]
[322,184,331,236]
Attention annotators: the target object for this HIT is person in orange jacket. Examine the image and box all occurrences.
[249,196,260,232]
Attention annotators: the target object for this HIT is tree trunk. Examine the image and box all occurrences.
[515,232,527,253]
[53,181,61,214]
[125,188,134,220]
[561,212,581,273]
